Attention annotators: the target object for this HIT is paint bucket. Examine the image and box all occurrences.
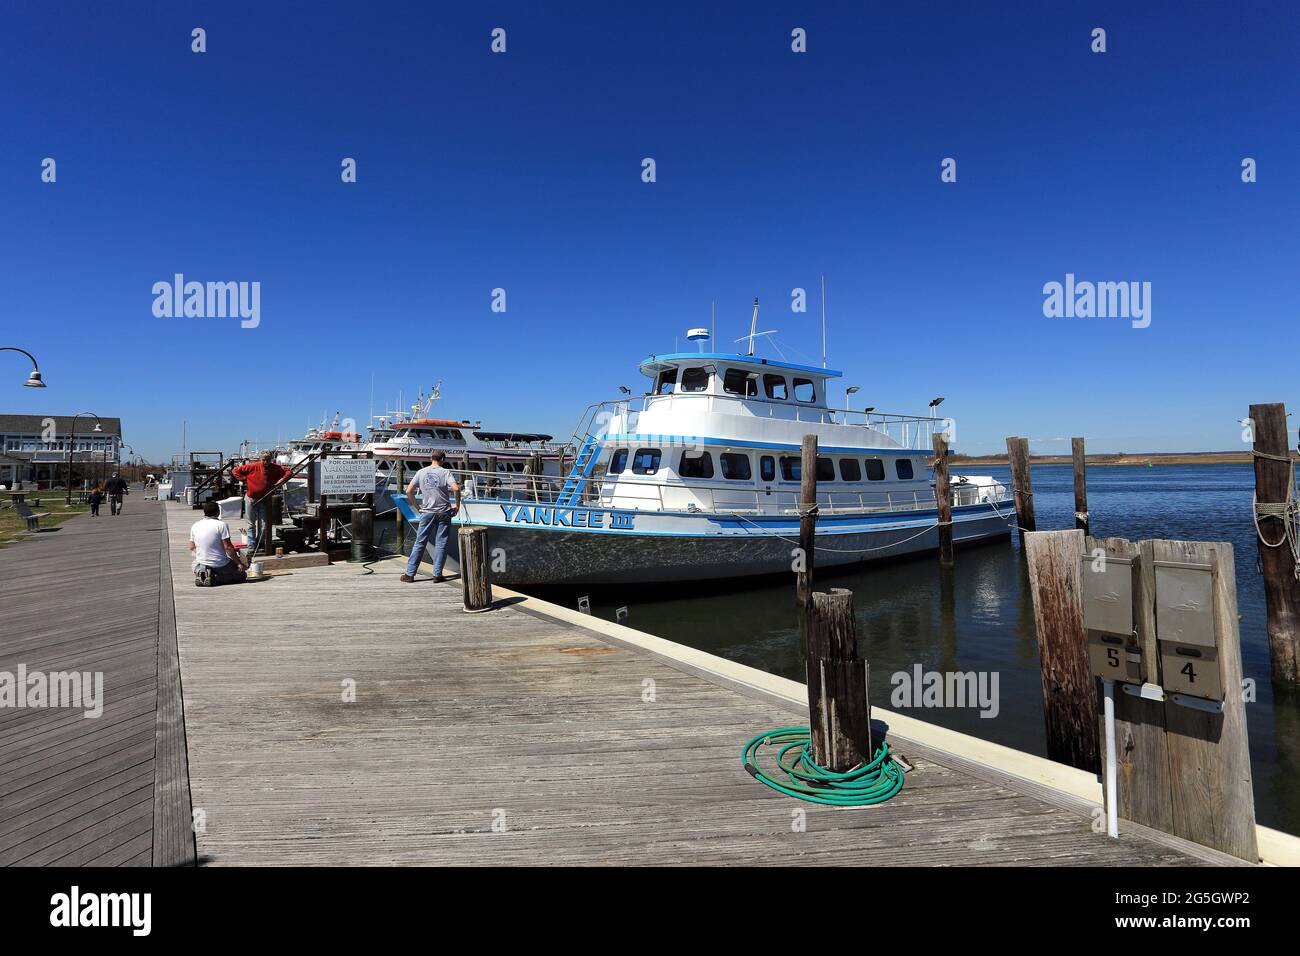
[250,562,264,578]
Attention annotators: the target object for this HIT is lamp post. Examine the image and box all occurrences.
[844,385,860,412]
[66,412,103,504]
[1,347,46,388]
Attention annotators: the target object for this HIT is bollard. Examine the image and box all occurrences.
[805,588,871,772]
[459,525,493,612]
[349,507,375,563]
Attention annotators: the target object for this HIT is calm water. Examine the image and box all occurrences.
[527,464,1300,836]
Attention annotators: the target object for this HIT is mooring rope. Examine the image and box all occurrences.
[722,509,943,554]
[1250,449,1300,580]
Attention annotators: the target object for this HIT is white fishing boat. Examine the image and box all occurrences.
[368,384,571,481]
[449,318,1013,586]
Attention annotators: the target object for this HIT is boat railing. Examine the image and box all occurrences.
[558,394,949,451]
[462,471,1007,517]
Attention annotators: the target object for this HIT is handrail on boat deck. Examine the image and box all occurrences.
[458,470,1008,517]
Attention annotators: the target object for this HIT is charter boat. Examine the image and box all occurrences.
[367,386,571,480]
[449,331,1013,586]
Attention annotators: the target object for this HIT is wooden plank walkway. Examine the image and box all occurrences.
[0,497,192,866]
[163,502,1238,866]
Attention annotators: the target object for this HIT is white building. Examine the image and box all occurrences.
[0,414,124,488]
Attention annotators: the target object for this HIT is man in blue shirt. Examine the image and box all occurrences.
[401,450,462,583]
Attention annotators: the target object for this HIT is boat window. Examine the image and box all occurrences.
[839,459,862,482]
[609,448,629,474]
[436,429,452,440]
[764,374,788,400]
[816,457,835,481]
[896,458,915,480]
[469,462,483,471]
[760,456,776,482]
[723,368,759,397]
[865,458,885,481]
[655,369,678,394]
[681,368,710,393]
[632,448,661,475]
[779,456,801,481]
[721,453,751,481]
[678,451,714,478]
[793,378,817,403]
[448,430,463,442]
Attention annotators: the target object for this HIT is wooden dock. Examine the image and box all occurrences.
[159,501,1252,866]
[3,497,1293,866]
[0,498,191,866]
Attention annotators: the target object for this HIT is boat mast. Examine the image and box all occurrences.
[821,274,827,369]
[747,297,760,356]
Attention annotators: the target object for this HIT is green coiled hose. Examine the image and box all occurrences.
[742,726,905,806]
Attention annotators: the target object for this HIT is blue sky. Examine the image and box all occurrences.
[2,1,1296,461]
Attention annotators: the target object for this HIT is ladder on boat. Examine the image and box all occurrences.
[555,435,603,506]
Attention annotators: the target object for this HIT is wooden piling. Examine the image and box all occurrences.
[1006,437,1035,533]
[1152,539,1257,861]
[1249,402,1300,685]
[1072,437,1089,534]
[458,526,493,612]
[394,460,406,556]
[349,507,374,563]
[932,433,953,568]
[805,588,871,772]
[263,494,283,558]
[797,435,818,606]
[485,455,498,498]
[1024,529,1098,773]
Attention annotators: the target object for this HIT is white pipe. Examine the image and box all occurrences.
[1103,679,1118,839]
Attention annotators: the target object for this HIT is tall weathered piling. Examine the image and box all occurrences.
[797,435,818,606]
[932,432,953,568]
[1006,437,1036,534]
[1249,402,1300,685]
[1072,437,1089,534]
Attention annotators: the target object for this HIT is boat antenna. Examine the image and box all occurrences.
[711,301,715,343]
[820,274,827,368]
[734,296,777,356]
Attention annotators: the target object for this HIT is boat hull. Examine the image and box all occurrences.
[438,500,1013,586]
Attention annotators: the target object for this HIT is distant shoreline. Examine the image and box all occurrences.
[949,452,1280,467]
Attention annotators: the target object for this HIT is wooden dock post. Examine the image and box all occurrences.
[1006,437,1035,534]
[458,526,493,612]
[262,494,283,557]
[797,435,818,606]
[932,432,953,568]
[394,460,406,556]
[1249,402,1300,685]
[349,507,374,563]
[1024,529,1098,772]
[1072,437,1089,534]
[1151,539,1257,861]
[805,588,871,771]
[485,455,497,498]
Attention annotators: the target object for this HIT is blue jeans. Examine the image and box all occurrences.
[245,496,265,547]
[406,511,452,577]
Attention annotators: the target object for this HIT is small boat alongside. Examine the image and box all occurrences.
[452,331,1013,586]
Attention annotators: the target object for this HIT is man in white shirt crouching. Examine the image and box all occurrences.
[189,500,248,587]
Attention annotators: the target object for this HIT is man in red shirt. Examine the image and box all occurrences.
[232,451,291,550]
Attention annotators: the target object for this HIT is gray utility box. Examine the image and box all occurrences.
[1081,553,1143,684]
[1154,560,1223,701]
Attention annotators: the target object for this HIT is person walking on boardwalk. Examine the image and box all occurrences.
[88,485,103,517]
[401,450,461,583]
[103,471,129,515]
[232,450,291,551]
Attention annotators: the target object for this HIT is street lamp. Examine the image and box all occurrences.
[844,386,860,411]
[66,412,103,504]
[2,347,46,387]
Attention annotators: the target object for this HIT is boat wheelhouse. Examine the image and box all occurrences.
[446,337,1013,586]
